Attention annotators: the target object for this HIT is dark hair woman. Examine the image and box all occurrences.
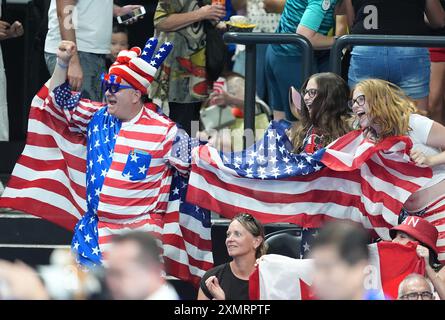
[197,213,268,300]
[289,72,352,154]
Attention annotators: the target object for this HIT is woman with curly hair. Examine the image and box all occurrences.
[350,78,445,264]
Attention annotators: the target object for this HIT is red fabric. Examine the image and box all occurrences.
[429,48,445,62]
[378,241,425,300]
[249,266,260,300]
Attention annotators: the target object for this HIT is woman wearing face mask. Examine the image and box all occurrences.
[350,78,445,263]
[390,216,445,300]
[197,213,267,300]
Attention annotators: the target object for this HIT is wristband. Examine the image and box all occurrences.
[57,58,69,69]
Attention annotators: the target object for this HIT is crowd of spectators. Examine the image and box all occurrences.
[1,0,445,301]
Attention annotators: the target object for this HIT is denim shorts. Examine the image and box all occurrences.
[348,46,430,99]
[265,45,330,121]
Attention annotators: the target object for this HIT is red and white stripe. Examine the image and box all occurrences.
[421,195,445,263]
[187,130,433,240]
[0,84,212,286]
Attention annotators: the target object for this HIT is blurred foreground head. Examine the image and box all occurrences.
[0,260,49,300]
[310,221,370,300]
[105,232,169,300]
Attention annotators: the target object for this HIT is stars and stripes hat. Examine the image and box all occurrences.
[108,37,173,94]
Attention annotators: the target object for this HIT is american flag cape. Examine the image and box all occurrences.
[186,120,433,240]
[249,242,425,300]
[0,84,212,287]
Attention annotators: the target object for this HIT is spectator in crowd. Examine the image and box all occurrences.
[106,24,129,69]
[286,72,352,257]
[105,232,179,300]
[310,221,382,300]
[47,36,190,281]
[0,260,49,300]
[265,0,349,121]
[288,72,352,154]
[390,216,445,300]
[152,0,226,135]
[398,273,435,300]
[231,0,282,105]
[0,1,24,142]
[350,79,445,263]
[198,213,267,300]
[345,0,445,112]
[44,0,142,101]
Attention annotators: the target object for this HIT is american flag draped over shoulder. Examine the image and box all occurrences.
[186,120,433,240]
[0,83,212,287]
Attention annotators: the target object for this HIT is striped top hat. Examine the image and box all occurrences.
[108,37,172,95]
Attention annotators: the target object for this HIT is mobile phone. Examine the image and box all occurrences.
[116,6,146,24]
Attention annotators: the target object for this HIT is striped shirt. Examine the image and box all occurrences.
[50,84,177,226]
[274,0,338,55]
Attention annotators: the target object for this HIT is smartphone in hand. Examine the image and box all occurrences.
[116,6,146,24]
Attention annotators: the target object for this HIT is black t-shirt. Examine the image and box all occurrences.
[200,263,249,300]
[351,0,429,35]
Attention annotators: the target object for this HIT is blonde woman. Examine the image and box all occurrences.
[197,213,267,300]
[349,79,445,265]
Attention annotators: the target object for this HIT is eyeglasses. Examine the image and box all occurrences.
[101,73,133,94]
[301,88,318,98]
[348,95,366,109]
[400,291,434,300]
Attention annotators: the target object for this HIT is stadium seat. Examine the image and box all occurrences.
[265,227,302,259]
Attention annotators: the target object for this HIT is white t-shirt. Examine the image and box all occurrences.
[44,0,113,54]
[409,113,445,189]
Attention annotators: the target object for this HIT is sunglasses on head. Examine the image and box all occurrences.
[100,73,133,94]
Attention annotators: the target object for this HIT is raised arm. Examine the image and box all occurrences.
[56,0,83,91]
[49,40,77,92]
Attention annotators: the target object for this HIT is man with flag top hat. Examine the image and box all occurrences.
[0,36,215,286]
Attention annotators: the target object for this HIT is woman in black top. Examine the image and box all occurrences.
[345,0,445,112]
[197,213,267,300]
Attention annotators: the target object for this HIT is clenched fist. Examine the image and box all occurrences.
[57,40,77,65]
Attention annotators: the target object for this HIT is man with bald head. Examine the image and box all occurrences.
[398,273,436,300]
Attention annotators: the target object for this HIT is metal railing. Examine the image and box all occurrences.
[330,34,445,75]
[223,32,313,134]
